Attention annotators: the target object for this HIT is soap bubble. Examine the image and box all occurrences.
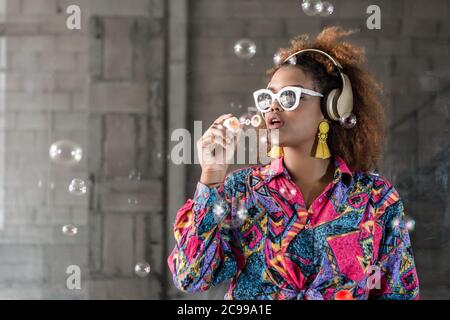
[128,170,142,181]
[313,0,324,14]
[280,186,297,200]
[234,39,257,60]
[302,0,323,16]
[320,1,334,16]
[232,207,248,229]
[213,201,228,224]
[405,216,416,232]
[433,96,450,119]
[392,218,401,228]
[251,114,262,128]
[127,197,139,205]
[49,140,83,165]
[135,262,151,277]
[68,178,87,196]
[239,114,252,128]
[339,112,357,129]
[418,71,441,92]
[62,224,78,236]
[273,51,283,65]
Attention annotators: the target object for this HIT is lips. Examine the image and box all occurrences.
[266,113,285,129]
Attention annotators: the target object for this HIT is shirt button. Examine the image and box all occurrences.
[319,198,323,203]
[304,224,310,230]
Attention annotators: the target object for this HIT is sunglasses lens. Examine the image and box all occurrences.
[279,90,297,109]
[256,92,272,112]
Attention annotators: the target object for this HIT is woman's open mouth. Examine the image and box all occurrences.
[266,113,285,129]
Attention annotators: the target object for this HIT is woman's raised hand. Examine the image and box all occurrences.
[197,113,240,186]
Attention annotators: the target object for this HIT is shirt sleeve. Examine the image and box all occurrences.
[369,196,420,300]
[167,173,239,293]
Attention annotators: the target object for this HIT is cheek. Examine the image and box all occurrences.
[286,102,322,135]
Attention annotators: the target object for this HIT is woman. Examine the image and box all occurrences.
[167,27,420,300]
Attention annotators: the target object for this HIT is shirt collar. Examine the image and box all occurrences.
[260,154,353,187]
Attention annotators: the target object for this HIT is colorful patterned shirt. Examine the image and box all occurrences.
[168,155,420,300]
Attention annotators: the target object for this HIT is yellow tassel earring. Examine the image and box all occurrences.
[315,120,331,159]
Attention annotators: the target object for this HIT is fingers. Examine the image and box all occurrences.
[201,131,227,149]
[198,129,237,156]
[213,113,233,125]
[197,114,238,166]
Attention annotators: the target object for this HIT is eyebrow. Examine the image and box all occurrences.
[266,84,305,91]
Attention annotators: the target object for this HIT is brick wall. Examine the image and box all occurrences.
[185,0,450,299]
[0,0,166,299]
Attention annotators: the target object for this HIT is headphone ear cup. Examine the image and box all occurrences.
[325,88,341,121]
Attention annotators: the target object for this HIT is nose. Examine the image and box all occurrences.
[269,99,282,112]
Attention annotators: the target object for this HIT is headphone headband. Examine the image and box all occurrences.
[282,48,343,69]
[280,48,353,121]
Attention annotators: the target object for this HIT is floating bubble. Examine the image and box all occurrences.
[62,224,78,236]
[134,262,151,277]
[239,114,252,128]
[232,207,248,229]
[224,116,241,133]
[339,112,357,129]
[128,170,142,181]
[288,56,297,65]
[68,178,87,196]
[302,0,323,16]
[213,201,228,224]
[320,1,334,16]
[405,216,416,232]
[49,140,83,165]
[239,110,258,128]
[418,71,441,92]
[251,114,262,128]
[433,96,450,119]
[280,186,297,200]
[233,39,257,60]
[273,52,283,66]
[127,197,139,205]
[392,218,401,228]
[313,0,324,14]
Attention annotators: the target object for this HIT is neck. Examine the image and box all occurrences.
[282,146,333,185]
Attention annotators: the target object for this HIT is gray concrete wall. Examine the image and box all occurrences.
[0,0,166,299]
